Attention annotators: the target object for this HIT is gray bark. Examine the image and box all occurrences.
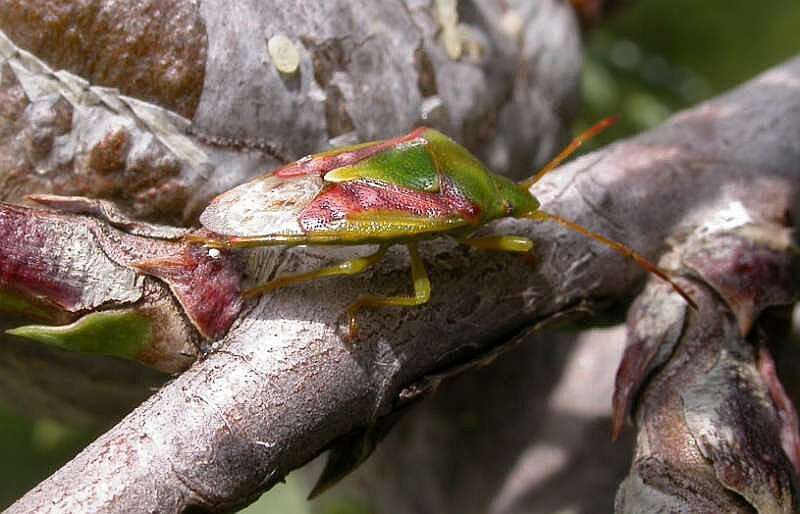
[8,55,800,513]
[310,327,634,514]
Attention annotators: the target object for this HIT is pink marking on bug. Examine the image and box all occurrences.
[275,127,430,178]
[297,175,481,232]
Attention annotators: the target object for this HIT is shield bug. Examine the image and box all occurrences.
[189,118,695,338]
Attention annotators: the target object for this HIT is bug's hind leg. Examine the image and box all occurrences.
[244,245,390,298]
[461,235,534,253]
[346,242,431,340]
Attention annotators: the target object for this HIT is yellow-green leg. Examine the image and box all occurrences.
[346,242,431,339]
[244,245,390,297]
[184,232,321,249]
[461,235,534,253]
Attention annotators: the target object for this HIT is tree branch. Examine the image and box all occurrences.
[7,55,800,512]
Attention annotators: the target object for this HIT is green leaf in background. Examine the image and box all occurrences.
[7,311,152,361]
[0,407,95,510]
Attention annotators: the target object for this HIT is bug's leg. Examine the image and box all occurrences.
[244,245,390,298]
[184,233,315,249]
[461,235,534,253]
[183,233,225,247]
[346,242,431,340]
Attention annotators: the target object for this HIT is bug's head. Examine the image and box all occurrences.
[489,175,541,220]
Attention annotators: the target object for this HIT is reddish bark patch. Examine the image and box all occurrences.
[0,204,83,310]
[569,0,617,26]
[298,175,481,232]
[0,62,35,198]
[0,10,198,224]
[414,47,439,98]
[0,63,30,136]
[612,287,687,440]
[683,233,795,335]
[134,246,242,340]
[275,128,429,178]
[324,84,356,138]
[87,129,130,176]
[612,338,650,441]
[757,346,800,477]
[0,0,207,119]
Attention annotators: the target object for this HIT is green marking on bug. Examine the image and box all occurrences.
[423,129,498,207]
[6,310,153,360]
[326,140,440,192]
[191,117,697,339]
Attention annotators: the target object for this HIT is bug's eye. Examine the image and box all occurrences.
[503,200,514,215]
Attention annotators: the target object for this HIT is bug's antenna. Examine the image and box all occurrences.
[520,116,618,189]
[524,210,698,309]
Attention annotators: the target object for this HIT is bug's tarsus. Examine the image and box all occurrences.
[520,116,618,189]
[345,242,431,340]
[525,210,698,309]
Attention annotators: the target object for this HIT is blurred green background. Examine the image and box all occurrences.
[2,0,799,511]
[578,0,800,141]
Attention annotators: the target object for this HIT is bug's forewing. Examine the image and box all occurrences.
[199,173,324,237]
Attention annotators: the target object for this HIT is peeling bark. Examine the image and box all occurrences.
[614,185,798,513]
[615,281,797,513]
[0,0,208,119]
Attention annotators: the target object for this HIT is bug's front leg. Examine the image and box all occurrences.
[183,232,314,249]
[346,242,431,340]
[460,235,534,253]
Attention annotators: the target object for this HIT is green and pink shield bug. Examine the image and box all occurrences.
[190,118,696,338]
